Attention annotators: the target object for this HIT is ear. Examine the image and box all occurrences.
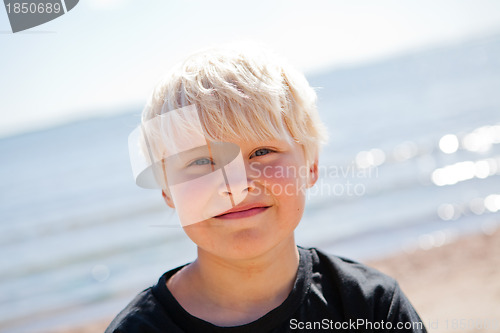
[162,189,175,208]
[306,156,319,189]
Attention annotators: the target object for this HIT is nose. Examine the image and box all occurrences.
[218,177,256,197]
[217,154,254,205]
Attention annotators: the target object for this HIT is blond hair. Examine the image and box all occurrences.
[142,45,328,165]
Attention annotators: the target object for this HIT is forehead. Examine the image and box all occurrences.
[194,101,295,146]
[220,137,292,151]
[142,103,300,160]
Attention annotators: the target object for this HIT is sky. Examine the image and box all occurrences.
[1,0,500,137]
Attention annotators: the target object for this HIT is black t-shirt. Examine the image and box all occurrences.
[106,247,427,332]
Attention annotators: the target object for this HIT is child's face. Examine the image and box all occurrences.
[163,137,318,259]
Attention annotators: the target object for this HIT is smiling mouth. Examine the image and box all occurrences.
[214,206,270,219]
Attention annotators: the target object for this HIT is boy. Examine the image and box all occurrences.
[107,46,427,332]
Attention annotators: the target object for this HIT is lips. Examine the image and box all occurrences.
[214,203,270,219]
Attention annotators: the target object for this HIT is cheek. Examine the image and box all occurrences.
[169,170,234,226]
[252,160,308,198]
[182,222,218,251]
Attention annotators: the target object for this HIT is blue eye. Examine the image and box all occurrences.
[189,158,214,166]
[252,148,273,157]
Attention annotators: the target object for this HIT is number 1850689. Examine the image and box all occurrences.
[6,2,62,14]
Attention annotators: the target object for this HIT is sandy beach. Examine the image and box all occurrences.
[56,227,500,333]
[368,228,500,333]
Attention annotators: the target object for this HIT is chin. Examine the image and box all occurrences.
[185,212,299,261]
[219,229,295,262]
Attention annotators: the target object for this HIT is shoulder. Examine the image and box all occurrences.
[105,287,167,333]
[105,267,187,333]
[300,246,426,329]
[304,246,398,297]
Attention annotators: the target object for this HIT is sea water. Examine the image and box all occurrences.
[1,35,500,331]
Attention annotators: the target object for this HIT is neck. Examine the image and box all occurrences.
[168,235,299,326]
